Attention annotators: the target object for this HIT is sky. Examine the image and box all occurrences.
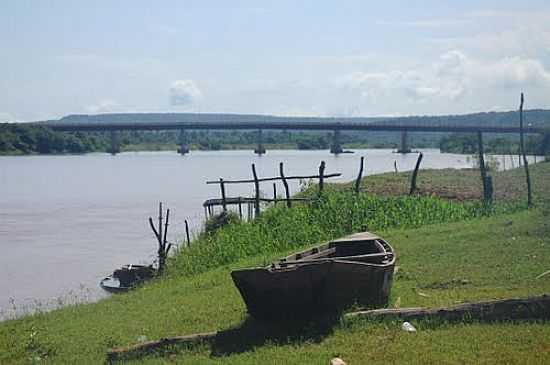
[1,0,550,122]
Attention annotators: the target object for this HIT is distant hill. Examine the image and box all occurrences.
[43,109,550,128]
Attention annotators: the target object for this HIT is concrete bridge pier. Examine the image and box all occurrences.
[254,129,266,155]
[108,130,120,155]
[178,129,189,155]
[330,129,343,155]
[397,130,412,154]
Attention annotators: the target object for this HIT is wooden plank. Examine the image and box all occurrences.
[106,331,218,363]
[278,252,392,266]
[347,294,550,322]
[205,173,341,184]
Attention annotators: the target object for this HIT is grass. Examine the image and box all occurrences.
[0,161,549,364]
[344,159,550,202]
[1,209,549,364]
[169,192,522,278]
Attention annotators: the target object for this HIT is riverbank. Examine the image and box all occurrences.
[0,162,549,364]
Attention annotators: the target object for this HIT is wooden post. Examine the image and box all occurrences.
[487,175,494,205]
[355,156,364,193]
[279,162,291,208]
[149,202,171,274]
[163,208,170,248]
[394,160,398,174]
[318,161,326,195]
[158,202,163,248]
[185,219,190,247]
[409,152,423,195]
[252,163,261,217]
[477,132,490,205]
[220,178,227,212]
[273,183,277,203]
[238,198,243,219]
[519,93,533,207]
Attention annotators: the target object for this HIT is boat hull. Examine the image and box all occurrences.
[231,233,395,320]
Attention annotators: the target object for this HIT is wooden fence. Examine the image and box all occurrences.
[203,161,341,219]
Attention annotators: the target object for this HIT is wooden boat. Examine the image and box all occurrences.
[100,264,156,293]
[231,231,395,320]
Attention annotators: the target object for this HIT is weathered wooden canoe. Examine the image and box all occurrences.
[231,232,395,320]
[100,264,156,293]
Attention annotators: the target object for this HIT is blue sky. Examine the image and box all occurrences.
[1,0,550,121]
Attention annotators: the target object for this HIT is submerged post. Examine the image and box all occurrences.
[330,129,343,155]
[409,152,423,195]
[279,162,291,208]
[519,93,533,207]
[397,131,411,154]
[252,163,261,217]
[108,130,120,155]
[254,129,266,155]
[355,156,365,193]
[178,129,189,155]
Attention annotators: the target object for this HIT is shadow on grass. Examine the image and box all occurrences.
[109,314,342,363]
[211,315,340,357]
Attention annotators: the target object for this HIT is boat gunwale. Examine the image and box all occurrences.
[231,236,396,274]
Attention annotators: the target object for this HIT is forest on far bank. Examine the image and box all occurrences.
[1,123,548,156]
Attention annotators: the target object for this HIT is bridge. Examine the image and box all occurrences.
[42,115,546,155]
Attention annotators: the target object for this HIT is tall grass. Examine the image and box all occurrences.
[168,191,524,277]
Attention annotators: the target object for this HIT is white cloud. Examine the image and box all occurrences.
[86,100,121,114]
[485,57,550,88]
[169,80,202,107]
[376,18,469,28]
[338,50,550,109]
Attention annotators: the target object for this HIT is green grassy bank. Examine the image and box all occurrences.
[0,162,549,364]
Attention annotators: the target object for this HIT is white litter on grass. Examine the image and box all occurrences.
[401,321,417,332]
[330,358,347,365]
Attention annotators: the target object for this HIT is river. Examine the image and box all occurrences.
[0,149,542,319]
